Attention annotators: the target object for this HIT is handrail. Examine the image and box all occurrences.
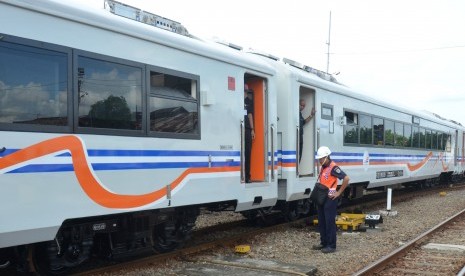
[270,124,275,181]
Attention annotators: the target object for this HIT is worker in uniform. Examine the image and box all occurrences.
[243,84,255,183]
[312,146,350,253]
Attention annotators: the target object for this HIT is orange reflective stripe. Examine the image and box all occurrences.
[319,161,338,189]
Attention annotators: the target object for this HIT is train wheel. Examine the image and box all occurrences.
[240,210,259,225]
[152,210,197,253]
[33,241,67,275]
[32,234,93,275]
[284,202,299,221]
[152,222,180,253]
[299,198,312,217]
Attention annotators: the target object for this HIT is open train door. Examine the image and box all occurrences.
[243,75,267,183]
[298,87,316,177]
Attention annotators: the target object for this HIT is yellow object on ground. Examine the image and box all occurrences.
[235,245,251,253]
[313,213,367,231]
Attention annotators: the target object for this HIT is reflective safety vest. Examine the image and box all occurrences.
[318,161,338,190]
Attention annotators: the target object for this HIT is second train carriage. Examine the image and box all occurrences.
[248,52,465,206]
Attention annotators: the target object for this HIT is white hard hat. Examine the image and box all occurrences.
[315,146,331,159]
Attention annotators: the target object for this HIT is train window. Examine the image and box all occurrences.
[345,111,358,125]
[404,124,412,148]
[438,133,443,150]
[0,39,69,129]
[343,111,358,144]
[419,128,426,148]
[431,131,438,149]
[148,70,199,138]
[394,122,404,147]
[444,134,451,151]
[384,120,395,146]
[77,56,142,131]
[412,126,419,148]
[373,117,384,146]
[359,114,372,145]
[425,130,432,149]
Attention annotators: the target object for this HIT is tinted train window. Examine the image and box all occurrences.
[425,130,432,149]
[384,120,395,146]
[431,131,438,149]
[0,40,68,126]
[419,128,426,148]
[412,126,419,148]
[444,134,450,151]
[359,114,372,145]
[394,122,404,147]
[343,111,358,144]
[404,125,412,148]
[148,70,199,138]
[433,131,441,149]
[77,56,142,130]
[373,117,384,146]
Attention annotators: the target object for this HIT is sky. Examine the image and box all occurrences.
[80,0,465,125]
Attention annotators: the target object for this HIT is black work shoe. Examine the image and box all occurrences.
[321,247,336,253]
[312,244,325,250]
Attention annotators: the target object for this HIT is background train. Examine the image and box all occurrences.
[1,0,464,273]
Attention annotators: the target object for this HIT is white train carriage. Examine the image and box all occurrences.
[252,54,465,205]
[1,0,464,273]
[0,0,279,272]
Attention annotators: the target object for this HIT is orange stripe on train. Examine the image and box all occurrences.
[0,135,239,209]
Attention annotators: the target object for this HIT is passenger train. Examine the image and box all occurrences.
[1,0,464,273]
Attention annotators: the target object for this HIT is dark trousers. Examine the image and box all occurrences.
[299,136,303,162]
[244,128,252,182]
[317,197,338,249]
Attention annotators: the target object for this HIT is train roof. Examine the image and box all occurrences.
[2,0,462,130]
[247,51,463,130]
[1,0,276,76]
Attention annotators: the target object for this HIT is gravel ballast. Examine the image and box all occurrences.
[101,187,465,276]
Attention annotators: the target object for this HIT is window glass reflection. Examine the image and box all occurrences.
[77,56,142,130]
[149,71,199,135]
[0,42,67,125]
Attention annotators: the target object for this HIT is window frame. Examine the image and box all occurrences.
[146,65,201,140]
[0,33,73,133]
[343,110,359,144]
[74,50,146,137]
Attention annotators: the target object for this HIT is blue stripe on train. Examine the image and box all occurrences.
[7,161,242,173]
[1,149,241,158]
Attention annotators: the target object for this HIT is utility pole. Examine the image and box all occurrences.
[326,11,332,74]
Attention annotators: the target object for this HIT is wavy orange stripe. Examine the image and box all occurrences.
[406,151,433,171]
[0,135,239,209]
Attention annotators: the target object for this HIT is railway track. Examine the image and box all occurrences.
[58,182,465,275]
[74,216,291,275]
[73,184,455,275]
[354,207,465,275]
